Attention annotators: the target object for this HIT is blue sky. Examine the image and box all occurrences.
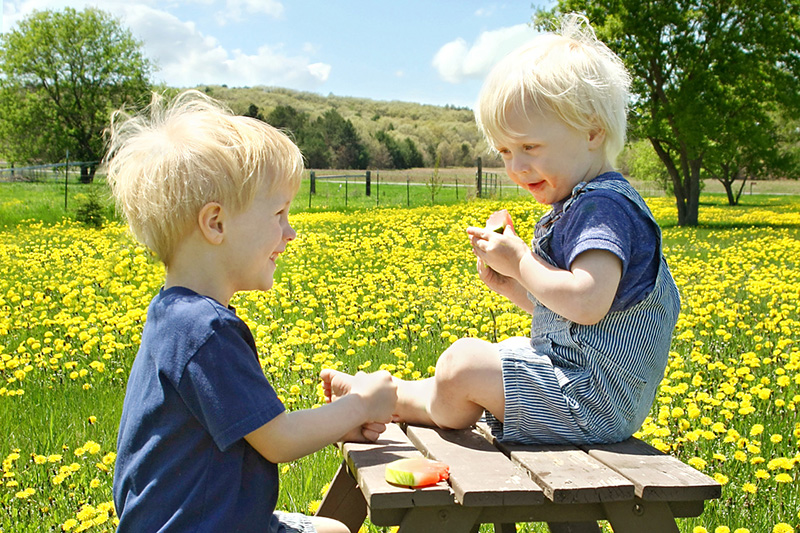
[3,0,554,108]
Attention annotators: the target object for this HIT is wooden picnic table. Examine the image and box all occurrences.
[316,422,720,533]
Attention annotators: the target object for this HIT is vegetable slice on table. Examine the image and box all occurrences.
[385,457,450,488]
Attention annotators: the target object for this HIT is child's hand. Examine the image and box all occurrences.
[349,370,397,424]
[466,224,530,280]
[320,369,397,424]
[340,421,388,443]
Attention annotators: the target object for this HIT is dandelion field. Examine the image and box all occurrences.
[1,192,799,532]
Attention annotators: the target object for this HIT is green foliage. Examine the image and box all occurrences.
[203,85,500,169]
[73,187,106,229]
[0,7,152,177]
[537,1,800,225]
[267,105,369,169]
[621,139,673,194]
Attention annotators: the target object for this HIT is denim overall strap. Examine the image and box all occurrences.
[521,177,681,444]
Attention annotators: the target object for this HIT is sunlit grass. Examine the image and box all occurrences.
[1,195,798,532]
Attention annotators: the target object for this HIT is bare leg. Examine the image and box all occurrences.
[323,338,505,430]
[424,337,505,429]
[310,516,350,533]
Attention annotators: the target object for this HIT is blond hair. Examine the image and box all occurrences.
[104,90,303,266]
[476,14,631,163]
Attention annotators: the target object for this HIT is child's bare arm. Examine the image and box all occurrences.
[516,248,621,324]
[468,226,622,324]
[245,370,396,464]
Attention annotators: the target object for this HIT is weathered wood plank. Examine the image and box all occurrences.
[406,425,544,507]
[396,506,482,533]
[503,443,635,504]
[472,423,634,505]
[342,423,454,511]
[602,499,680,533]
[315,462,367,533]
[583,438,722,501]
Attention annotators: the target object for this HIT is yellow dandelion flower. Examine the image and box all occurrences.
[772,524,794,533]
[688,457,707,470]
[742,483,757,494]
[774,473,792,483]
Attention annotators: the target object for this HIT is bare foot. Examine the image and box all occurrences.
[319,368,353,403]
[391,378,437,426]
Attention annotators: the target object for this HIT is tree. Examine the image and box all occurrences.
[535,1,800,224]
[0,7,152,182]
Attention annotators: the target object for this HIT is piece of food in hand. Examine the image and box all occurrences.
[385,457,450,488]
[485,209,514,233]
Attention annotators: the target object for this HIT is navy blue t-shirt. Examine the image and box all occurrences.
[113,287,286,532]
[548,173,660,312]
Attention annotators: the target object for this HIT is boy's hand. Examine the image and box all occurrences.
[320,368,397,424]
[349,370,397,424]
[340,421,388,443]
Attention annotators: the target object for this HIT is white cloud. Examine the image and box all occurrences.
[118,4,329,89]
[216,0,284,25]
[432,24,537,84]
[3,1,328,90]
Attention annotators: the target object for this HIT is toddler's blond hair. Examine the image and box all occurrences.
[477,14,631,164]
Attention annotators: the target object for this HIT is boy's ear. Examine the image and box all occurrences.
[197,202,225,245]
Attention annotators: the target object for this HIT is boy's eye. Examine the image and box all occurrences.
[523,144,537,151]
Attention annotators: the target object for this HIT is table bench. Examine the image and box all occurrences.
[316,422,720,532]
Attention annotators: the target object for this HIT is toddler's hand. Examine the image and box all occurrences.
[466,224,529,279]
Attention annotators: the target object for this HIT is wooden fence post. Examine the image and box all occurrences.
[476,157,482,198]
[365,170,371,197]
[310,170,316,194]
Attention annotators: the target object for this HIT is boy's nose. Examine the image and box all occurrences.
[284,225,297,241]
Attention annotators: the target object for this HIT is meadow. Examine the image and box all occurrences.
[0,183,798,532]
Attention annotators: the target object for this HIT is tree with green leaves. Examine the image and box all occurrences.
[0,7,152,182]
[535,1,800,224]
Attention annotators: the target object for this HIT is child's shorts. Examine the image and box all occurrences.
[483,336,644,445]
[273,511,317,533]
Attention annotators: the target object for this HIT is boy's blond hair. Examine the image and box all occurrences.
[104,90,304,266]
[477,13,631,164]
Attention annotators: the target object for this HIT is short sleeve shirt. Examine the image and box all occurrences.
[547,173,660,312]
[113,287,286,532]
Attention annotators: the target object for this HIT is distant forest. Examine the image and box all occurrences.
[201,85,502,170]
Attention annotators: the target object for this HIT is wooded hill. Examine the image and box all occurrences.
[198,85,502,169]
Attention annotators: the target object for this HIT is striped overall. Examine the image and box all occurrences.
[485,179,681,444]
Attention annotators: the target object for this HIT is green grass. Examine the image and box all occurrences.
[1,180,799,533]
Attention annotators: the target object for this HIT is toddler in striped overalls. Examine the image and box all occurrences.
[323,14,680,444]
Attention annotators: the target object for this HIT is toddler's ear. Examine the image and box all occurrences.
[587,124,606,149]
[197,202,225,245]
